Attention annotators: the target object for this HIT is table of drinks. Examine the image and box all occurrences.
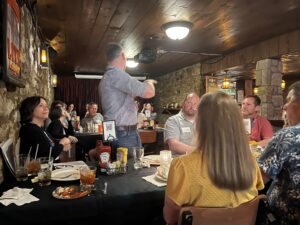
[0,155,166,225]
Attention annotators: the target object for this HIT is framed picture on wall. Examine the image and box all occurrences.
[0,0,24,88]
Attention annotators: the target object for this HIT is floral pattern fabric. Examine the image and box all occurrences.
[258,124,300,225]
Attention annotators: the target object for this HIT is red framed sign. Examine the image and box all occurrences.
[1,0,24,87]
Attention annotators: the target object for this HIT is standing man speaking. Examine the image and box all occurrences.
[99,42,157,157]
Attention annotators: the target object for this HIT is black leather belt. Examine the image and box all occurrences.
[116,125,137,131]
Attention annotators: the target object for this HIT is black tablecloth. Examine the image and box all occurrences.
[75,132,102,153]
[0,164,165,225]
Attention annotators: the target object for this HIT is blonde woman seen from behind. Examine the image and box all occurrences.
[163,92,264,225]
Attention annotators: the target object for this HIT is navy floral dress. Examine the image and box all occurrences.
[258,124,300,225]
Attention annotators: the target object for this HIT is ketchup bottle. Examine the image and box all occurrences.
[97,141,111,172]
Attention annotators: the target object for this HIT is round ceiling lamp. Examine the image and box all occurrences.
[162,21,193,40]
[126,58,139,68]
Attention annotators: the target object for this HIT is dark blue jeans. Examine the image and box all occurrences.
[116,129,142,158]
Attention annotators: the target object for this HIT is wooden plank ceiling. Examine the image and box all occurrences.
[36,0,300,77]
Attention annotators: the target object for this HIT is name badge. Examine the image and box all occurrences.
[181,127,191,133]
[145,110,151,118]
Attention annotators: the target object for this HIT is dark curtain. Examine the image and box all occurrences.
[54,76,101,118]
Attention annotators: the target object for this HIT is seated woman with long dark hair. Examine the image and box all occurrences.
[47,106,78,143]
[19,96,71,161]
[164,92,264,225]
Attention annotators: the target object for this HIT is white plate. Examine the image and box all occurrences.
[54,164,75,169]
[54,161,87,170]
[52,186,90,200]
[144,155,160,165]
[51,169,80,181]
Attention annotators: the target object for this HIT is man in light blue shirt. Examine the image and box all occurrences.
[81,102,103,132]
[99,42,157,157]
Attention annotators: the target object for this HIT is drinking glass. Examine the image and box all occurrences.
[27,158,41,176]
[37,157,53,186]
[15,154,29,181]
[79,166,97,191]
[98,124,103,133]
[159,150,172,166]
[133,147,144,170]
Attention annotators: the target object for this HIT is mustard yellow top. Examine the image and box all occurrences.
[166,150,264,208]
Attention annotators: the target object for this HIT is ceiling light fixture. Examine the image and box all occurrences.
[75,74,103,79]
[221,78,231,89]
[126,58,139,68]
[161,21,193,40]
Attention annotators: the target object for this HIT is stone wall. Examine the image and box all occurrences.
[0,6,54,146]
[153,63,202,123]
[255,59,283,119]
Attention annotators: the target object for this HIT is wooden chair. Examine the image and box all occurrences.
[0,138,16,180]
[178,195,267,225]
[139,130,157,144]
[139,130,157,155]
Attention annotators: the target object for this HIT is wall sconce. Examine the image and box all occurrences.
[281,80,286,89]
[39,45,48,68]
[253,87,258,94]
[126,58,139,68]
[221,78,231,89]
[161,21,193,40]
[41,49,47,63]
[51,74,57,87]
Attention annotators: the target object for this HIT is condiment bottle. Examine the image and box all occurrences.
[98,123,103,134]
[116,147,128,165]
[97,141,111,172]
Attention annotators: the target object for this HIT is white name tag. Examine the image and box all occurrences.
[145,110,151,118]
[181,127,191,133]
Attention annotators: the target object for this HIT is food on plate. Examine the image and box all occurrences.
[143,155,160,165]
[51,169,80,181]
[31,177,39,183]
[54,186,89,199]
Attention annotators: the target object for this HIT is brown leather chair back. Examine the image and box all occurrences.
[139,130,157,144]
[178,195,267,225]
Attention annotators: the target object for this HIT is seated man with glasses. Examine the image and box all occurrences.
[164,93,200,155]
